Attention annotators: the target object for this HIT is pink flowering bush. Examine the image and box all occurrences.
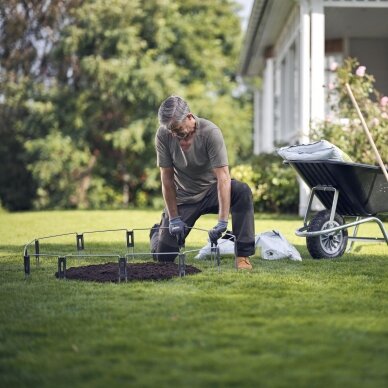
[355,66,366,77]
[380,96,388,107]
[313,58,388,164]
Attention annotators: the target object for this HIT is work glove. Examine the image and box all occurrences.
[169,216,187,246]
[208,220,228,244]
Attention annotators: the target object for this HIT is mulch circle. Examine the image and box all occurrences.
[55,261,201,282]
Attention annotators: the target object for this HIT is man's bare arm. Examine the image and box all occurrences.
[213,166,231,221]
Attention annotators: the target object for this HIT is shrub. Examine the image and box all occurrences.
[231,153,299,213]
[312,57,388,164]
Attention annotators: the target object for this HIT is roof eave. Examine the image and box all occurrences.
[238,0,297,77]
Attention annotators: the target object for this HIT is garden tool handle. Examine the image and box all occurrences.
[345,83,388,182]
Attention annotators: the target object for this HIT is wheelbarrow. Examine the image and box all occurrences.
[287,160,388,259]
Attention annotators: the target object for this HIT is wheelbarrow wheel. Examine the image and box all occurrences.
[306,210,348,259]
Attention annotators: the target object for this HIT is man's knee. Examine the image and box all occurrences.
[232,180,253,202]
[150,222,179,262]
[154,241,178,262]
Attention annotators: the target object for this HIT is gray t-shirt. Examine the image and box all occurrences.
[155,116,228,204]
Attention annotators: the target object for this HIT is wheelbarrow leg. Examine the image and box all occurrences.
[347,217,360,253]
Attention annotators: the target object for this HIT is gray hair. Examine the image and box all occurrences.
[158,95,190,130]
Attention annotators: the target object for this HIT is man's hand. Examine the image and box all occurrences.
[169,216,187,245]
[209,220,228,244]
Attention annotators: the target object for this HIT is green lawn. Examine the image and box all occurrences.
[0,209,387,388]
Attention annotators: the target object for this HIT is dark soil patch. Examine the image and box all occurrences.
[55,261,201,282]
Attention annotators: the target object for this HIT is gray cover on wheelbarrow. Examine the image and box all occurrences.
[277,140,353,162]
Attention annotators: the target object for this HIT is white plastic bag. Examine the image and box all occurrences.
[195,230,301,262]
[194,235,235,259]
[256,230,302,261]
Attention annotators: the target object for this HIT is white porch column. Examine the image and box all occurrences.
[261,57,274,152]
[299,0,310,143]
[310,0,325,124]
[309,0,326,213]
[253,89,261,155]
[298,0,311,216]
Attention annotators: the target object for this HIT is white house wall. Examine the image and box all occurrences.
[257,1,326,148]
[245,0,388,154]
[275,6,300,144]
[253,0,326,215]
[299,0,311,145]
[298,0,313,216]
[242,0,388,215]
[310,0,325,125]
[253,90,261,155]
[261,58,274,152]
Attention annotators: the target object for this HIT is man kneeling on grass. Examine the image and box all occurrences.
[150,95,255,270]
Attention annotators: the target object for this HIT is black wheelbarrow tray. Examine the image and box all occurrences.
[287,160,388,258]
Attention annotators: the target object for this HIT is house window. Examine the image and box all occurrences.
[324,39,344,121]
[324,53,343,120]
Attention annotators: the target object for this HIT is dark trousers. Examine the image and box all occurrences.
[151,180,255,261]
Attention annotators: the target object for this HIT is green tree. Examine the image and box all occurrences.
[0,0,252,210]
[0,0,79,210]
